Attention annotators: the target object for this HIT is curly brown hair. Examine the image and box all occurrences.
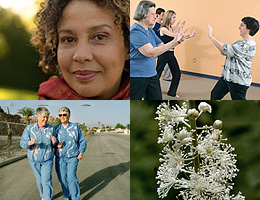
[31,0,130,74]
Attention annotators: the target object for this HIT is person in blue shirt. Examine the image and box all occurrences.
[20,107,56,200]
[130,0,189,100]
[55,107,87,200]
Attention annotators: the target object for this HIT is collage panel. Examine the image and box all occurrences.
[130,0,260,100]
[130,100,260,200]
[2,1,260,200]
[0,0,130,100]
[0,100,130,200]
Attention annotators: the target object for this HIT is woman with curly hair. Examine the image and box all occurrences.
[31,0,130,100]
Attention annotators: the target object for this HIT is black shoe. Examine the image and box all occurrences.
[163,79,171,82]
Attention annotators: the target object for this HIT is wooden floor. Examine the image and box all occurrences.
[161,74,260,100]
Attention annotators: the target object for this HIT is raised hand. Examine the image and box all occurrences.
[186,27,197,39]
[190,27,197,37]
[180,20,186,29]
[208,24,214,37]
[180,27,191,42]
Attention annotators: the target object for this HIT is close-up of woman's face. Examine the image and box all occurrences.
[57,0,129,99]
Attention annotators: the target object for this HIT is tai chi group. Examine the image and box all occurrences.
[130,0,259,100]
[20,107,87,200]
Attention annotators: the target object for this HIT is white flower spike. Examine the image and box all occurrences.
[155,101,244,199]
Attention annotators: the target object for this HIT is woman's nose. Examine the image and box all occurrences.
[73,40,93,63]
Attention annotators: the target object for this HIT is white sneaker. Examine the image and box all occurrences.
[64,198,69,200]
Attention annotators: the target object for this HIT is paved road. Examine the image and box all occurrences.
[0,133,130,200]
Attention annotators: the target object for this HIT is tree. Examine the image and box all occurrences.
[18,107,35,124]
[0,8,43,90]
[77,123,88,135]
[115,123,125,129]
[106,126,112,131]
[48,117,61,127]
[126,124,130,130]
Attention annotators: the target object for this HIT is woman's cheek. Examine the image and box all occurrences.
[58,48,72,70]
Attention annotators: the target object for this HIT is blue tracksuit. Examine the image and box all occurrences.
[54,122,87,200]
[20,123,55,200]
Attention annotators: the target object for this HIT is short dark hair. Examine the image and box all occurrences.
[156,8,165,15]
[242,16,259,36]
[133,0,156,21]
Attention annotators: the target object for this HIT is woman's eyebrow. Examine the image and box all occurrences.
[88,24,113,31]
[58,29,74,35]
[58,24,113,35]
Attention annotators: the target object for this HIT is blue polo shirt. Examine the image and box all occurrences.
[130,23,162,77]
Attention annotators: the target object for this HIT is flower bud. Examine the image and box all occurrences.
[213,120,223,129]
[198,102,212,113]
[187,108,199,119]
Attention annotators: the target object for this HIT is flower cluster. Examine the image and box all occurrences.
[155,101,245,200]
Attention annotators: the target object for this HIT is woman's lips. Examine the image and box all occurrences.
[73,70,99,81]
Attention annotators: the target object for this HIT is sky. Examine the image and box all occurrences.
[0,100,130,127]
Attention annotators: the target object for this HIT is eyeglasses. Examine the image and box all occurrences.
[59,113,68,117]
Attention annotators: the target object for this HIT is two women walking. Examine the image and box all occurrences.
[20,107,87,200]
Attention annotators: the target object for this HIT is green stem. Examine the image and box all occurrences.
[189,100,200,172]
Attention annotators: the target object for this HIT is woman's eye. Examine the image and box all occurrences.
[61,37,77,44]
[94,34,107,41]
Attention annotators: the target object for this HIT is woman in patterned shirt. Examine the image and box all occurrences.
[54,107,87,200]
[208,16,259,100]
[20,107,56,200]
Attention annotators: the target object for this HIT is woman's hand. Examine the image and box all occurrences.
[180,20,186,29]
[172,20,186,32]
[179,27,191,43]
[77,153,83,160]
[186,27,197,39]
[207,24,224,51]
[28,138,37,145]
[208,24,214,38]
[51,136,56,144]
[57,142,63,149]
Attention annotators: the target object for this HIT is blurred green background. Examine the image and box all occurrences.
[0,1,48,99]
[130,100,260,200]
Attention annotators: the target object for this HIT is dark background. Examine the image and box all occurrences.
[0,8,46,92]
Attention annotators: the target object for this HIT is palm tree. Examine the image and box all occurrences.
[18,107,35,124]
